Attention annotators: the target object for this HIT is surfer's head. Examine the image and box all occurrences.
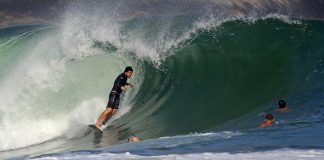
[124,66,133,78]
[278,100,286,109]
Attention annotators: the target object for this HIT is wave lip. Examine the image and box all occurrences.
[1,0,324,28]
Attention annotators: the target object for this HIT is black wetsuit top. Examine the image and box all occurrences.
[111,73,129,94]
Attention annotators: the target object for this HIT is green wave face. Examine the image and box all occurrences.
[121,19,324,138]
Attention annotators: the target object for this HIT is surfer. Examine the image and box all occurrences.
[276,99,290,113]
[95,66,134,129]
[259,114,274,128]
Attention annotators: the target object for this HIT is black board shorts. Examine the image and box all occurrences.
[106,92,120,109]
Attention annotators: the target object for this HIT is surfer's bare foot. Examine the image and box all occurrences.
[95,123,101,129]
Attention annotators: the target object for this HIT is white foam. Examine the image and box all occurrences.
[0,32,67,150]
[34,149,324,160]
[60,5,163,65]
[63,97,106,138]
[159,131,241,140]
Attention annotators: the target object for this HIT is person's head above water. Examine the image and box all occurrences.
[278,100,286,109]
[128,136,141,142]
[265,114,274,121]
[260,113,274,128]
[124,66,133,78]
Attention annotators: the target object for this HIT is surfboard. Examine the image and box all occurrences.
[88,125,103,132]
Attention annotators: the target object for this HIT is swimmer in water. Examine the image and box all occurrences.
[276,99,290,113]
[260,113,274,128]
[128,136,141,142]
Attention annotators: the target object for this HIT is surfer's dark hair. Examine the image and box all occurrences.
[265,114,274,120]
[278,100,286,108]
[124,66,133,72]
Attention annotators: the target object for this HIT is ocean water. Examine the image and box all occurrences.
[1,1,324,159]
